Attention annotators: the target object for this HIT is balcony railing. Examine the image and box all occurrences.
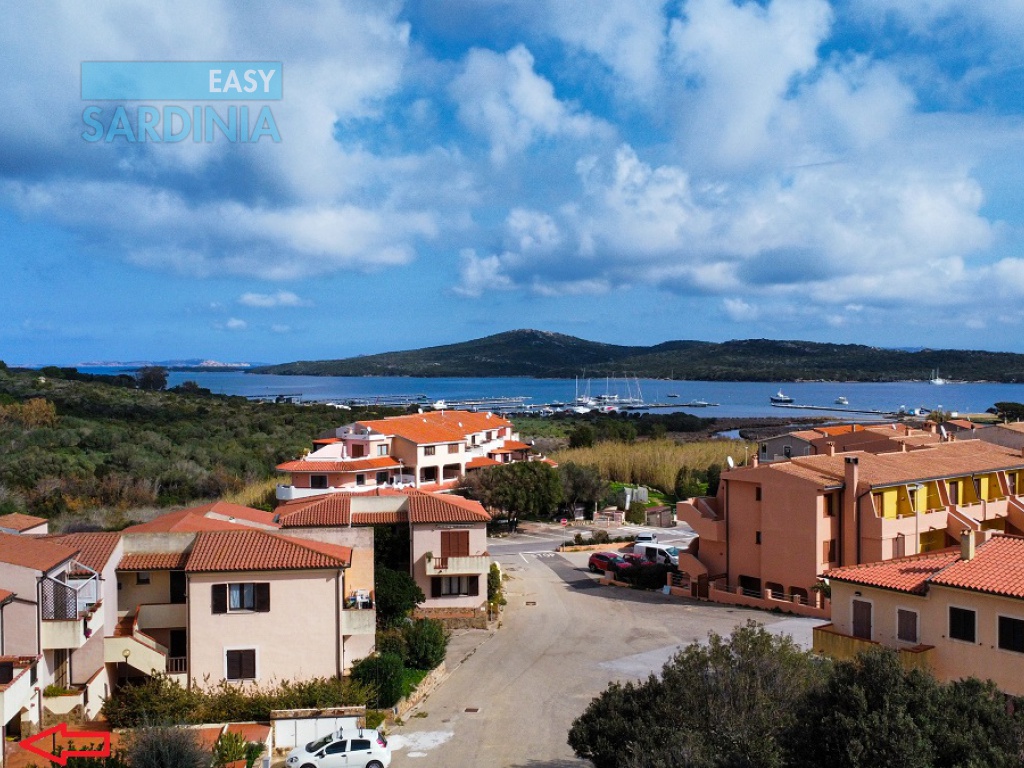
[425,554,491,576]
[813,623,933,671]
[167,656,187,673]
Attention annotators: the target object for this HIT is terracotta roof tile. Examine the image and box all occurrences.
[123,503,279,534]
[930,535,1024,598]
[118,552,190,571]
[42,532,120,574]
[0,589,14,604]
[276,457,401,473]
[184,530,351,573]
[276,495,352,527]
[405,492,490,523]
[824,550,960,594]
[275,489,489,527]
[0,513,48,532]
[0,532,77,572]
[355,409,512,445]
[466,456,502,469]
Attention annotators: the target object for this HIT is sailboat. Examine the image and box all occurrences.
[929,369,947,385]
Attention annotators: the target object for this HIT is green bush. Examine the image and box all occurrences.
[124,725,209,768]
[619,563,672,591]
[376,628,409,662]
[351,653,405,709]
[403,619,450,670]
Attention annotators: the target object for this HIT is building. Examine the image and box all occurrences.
[815,533,1024,695]
[276,410,537,499]
[758,423,940,463]
[977,421,1024,452]
[676,439,1024,616]
[0,514,48,536]
[275,489,492,618]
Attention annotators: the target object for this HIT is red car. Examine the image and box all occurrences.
[619,553,655,570]
[588,551,626,573]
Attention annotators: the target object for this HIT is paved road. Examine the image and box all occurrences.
[388,533,825,766]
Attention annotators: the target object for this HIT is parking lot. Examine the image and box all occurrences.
[388,525,825,766]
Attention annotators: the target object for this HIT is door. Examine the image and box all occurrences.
[320,739,349,768]
[852,599,872,640]
[169,570,187,604]
[169,629,187,658]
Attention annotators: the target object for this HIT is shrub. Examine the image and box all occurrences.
[124,725,209,768]
[375,566,425,629]
[403,619,450,670]
[351,653,405,709]
[619,563,672,591]
[376,628,409,662]
[212,731,248,768]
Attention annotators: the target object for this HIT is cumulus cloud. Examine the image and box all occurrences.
[723,297,759,322]
[225,318,247,330]
[450,44,611,165]
[239,291,308,308]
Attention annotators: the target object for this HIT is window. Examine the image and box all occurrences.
[355,473,366,486]
[824,494,835,517]
[783,445,792,458]
[852,599,872,640]
[310,474,328,489]
[823,539,837,564]
[431,576,480,597]
[441,530,470,558]
[448,443,460,454]
[999,616,1024,653]
[377,444,388,456]
[376,471,389,485]
[424,445,436,456]
[949,607,976,642]
[755,531,761,545]
[211,583,270,614]
[754,486,762,501]
[351,444,365,458]
[948,480,960,505]
[760,443,767,457]
[225,649,256,681]
[350,739,371,751]
[897,609,918,643]
[136,571,151,586]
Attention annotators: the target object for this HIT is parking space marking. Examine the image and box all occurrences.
[517,551,558,563]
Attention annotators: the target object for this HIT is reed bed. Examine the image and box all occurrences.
[551,438,753,494]
[222,477,279,509]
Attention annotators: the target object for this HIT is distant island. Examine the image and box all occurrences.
[250,329,1024,382]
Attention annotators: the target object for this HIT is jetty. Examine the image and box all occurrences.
[771,403,899,417]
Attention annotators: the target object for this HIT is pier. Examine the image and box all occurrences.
[771,403,899,417]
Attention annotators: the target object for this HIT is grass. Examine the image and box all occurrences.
[552,438,754,494]
[401,668,431,698]
[510,416,572,439]
[221,477,279,510]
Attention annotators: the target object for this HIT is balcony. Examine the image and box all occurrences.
[41,600,104,651]
[425,554,491,576]
[0,657,37,725]
[675,498,725,542]
[137,602,187,630]
[340,608,376,635]
[812,623,933,671]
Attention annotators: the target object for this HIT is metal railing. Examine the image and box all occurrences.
[166,657,187,673]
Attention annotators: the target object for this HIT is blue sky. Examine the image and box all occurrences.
[4,0,1024,365]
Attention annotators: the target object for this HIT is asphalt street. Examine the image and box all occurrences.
[387,524,826,766]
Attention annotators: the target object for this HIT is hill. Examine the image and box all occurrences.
[252,330,1024,382]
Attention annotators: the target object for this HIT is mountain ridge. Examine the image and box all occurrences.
[250,330,1024,382]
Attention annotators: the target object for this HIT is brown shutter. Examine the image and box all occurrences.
[431,577,442,598]
[211,584,227,614]
[468,576,479,596]
[255,583,270,612]
[241,650,256,679]
[226,650,241,679]
[440,531,453,558]
[455,531,469,557]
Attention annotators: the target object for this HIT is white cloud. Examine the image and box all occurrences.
[723,297,759,322]
[450,44,610,165]
[453,249,515,297]
[225,318,247,330]
[239,291,308,308]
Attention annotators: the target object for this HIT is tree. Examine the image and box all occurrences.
[994,401,1024,421]
[403,618,450,669]
[559,462,608,519]
[569,622,827,768]
[135,366,169,391]
[674,465,707,499]
[460,462,563,524]
[374,566,425,628]
[568,423,596,448]
[351,653,405,709]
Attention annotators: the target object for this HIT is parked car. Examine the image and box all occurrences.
[588,551,626,573]
[634,532,658,544]
[286,728,391,768]
[619,553,655,571]
[632,542,680,569]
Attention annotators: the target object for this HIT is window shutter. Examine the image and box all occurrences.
[241,650,256,679]
[468,576,479,596]
[431,577,442,598]
[211,584,227,614]
[255,583,270,612]
[440,531,453,558]
[226,650,241,680]
[455,531,470,557]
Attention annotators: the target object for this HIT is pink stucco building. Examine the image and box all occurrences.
[816,533,1024,695]
[676,439,1024,616]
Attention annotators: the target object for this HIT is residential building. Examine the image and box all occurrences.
[815,533,1024,695]
[758,423,940,463]
[275,489,492,618]
[676,439,1024,616]
[977,421,1024,452]
[276,410,537,499]
[0,514,48,536]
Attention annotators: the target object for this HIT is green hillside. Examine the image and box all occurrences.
[253,330,1024,382]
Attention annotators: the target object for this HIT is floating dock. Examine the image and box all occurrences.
[771,403,899,417]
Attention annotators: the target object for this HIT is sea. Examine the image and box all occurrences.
[77,369,1024,421]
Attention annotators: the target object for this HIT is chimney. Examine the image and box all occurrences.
[826,441,836,457]
[901,441,908,453]
[928,422,937,434]
[960,529,976,561]
[844,455,859,490]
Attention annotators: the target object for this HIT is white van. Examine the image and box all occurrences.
[632,542,680,568]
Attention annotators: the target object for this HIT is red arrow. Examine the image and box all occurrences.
[19,722,111,766]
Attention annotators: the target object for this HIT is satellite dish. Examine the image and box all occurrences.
[727,456,735,469]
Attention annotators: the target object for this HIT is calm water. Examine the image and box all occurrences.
[130,371,1024,420]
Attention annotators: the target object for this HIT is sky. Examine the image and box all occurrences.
[3,0,1024,365]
